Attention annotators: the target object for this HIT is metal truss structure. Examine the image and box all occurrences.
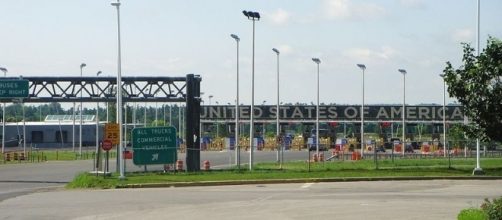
[0,76,192,103]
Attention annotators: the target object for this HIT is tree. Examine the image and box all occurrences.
[443,37,502,142]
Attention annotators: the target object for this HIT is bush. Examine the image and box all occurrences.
[481,197,502,220]
[458,208,487,220]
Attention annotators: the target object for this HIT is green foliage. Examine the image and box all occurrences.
[481,197,502,220]
[66,172,117,189]
[457,208,488,220]
[449,124,468,148]
[443,37,502,142]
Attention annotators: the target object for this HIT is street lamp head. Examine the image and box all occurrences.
[243,10,260,20]
[96,71,102,76]
[272,48,280,55]
[439,73,445,78]
[111,1,120,7]
[398,69,407,75]
[0,67,7,74]
[80,63,86,69]
[357,64,366,70]
[230,34,240,41]
[312,58,321,64]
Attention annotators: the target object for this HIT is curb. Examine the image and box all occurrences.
[117,176,502,189]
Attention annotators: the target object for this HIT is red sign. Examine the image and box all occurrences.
[102,139,113,151]
[329,122,338,127]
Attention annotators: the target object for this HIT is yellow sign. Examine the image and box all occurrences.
[104,123,120,145]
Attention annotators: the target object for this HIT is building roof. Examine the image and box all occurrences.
[44,115,96,122]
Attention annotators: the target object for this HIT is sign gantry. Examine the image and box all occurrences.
[0,74,202,172]
[0,76,190,103]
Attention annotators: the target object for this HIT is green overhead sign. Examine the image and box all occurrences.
[0,80,29,98]
[132,126,177,165]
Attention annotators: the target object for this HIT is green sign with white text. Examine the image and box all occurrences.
[0,80,29,98]
[132,126,177,165]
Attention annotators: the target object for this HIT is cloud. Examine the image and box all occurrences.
[452,28,473,43]
[399,0,426,10]
[343,46,397,60]
[268,8,291,25]
[278,45,293,54]
[323,0,386,21]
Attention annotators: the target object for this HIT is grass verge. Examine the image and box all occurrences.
[67,158,502,189]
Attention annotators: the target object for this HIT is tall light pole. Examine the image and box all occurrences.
[169,103,172,126]
[243,10,260,170]
[272,48,281,164]
[231,34,241,168]
[111,0,125,179]
[73,102,76,152]
[79,63,86,156]
[473,0,483,175]
[155,102,158,126]
[440,74,447,157]
[144,103,147,127]
[208,95,213,105]
[96,71,102,160]
[357,64,366,157]
[0,67,7,154]
[398,69,407,156]
[312,58,321,156]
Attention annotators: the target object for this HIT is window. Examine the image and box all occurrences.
[32,131,44,143]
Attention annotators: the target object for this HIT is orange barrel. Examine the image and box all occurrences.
[352,151,361,160]
[424,145,430,153]
[203,160,210,171]
[5,153,11,161]
[163,164,171,172]
[20,152,25,160]
[13,152,18,161]
[396,145,402,152]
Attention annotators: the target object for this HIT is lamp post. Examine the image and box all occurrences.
[155,102,158,126]
[111,0,125,179]
[357,64,366,157]
[169,104,172,126]
[473,0,483,175]
[231,33,241,168]
[398,69,407,156]
[272,48,281,165]
[144,103,147,127]
[243,10,260,170]
[0,67,7,154]
[208,95,213,105]
[440,74,447,157]
[96,71,101,163]
[73,102,76,152]
[79,63,86,156]
[312,58,321,156]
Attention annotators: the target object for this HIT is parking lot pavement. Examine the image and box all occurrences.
[0,180,501,220]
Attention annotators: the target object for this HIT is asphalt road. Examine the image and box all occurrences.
[0,151,308,202]
[1,180,501,220]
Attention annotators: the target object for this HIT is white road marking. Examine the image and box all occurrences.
[301,183,315,189]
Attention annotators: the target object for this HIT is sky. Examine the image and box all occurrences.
[1,0,501,107]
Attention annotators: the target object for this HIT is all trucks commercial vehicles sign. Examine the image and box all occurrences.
[132,126,177,165]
